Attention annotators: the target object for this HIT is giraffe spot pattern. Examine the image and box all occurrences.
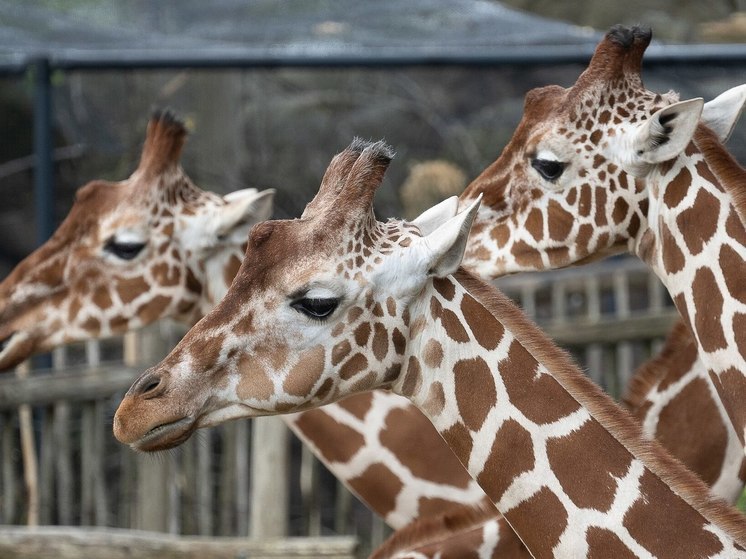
[654,377,727,486]
[372,323,388,360]
[346,458,402,505]
[548,246,570,267]
[380,407,473,488]
[676,189,720,255]
[659,221,685,275]
[500,340,581,424]
[726,210,746,247]
[719,244,746,304]
[422,381,445,417]
[546,418,633,511]
[477,418,534,502]
[578,186,592,216]
[715,367,746,448]
[547,200,574,241]
[440,421,473,467]
[433,277,456,301]
[81,315,101,334]
[354,322,371,346]
[612,196,629,225]
[662,166,691,209]
[511,240,544,269]
[116,276,150,304]
[430,297,470,343]
[594,187,607,226]
[400,356,423,397]
[91,289,112,310]
[423,338,444,369]
[461,293,504,350]
[691,267,728,352]
[623,470,724,558]
[392,328,406,355]
[454,357,497,431]
[524,208,544,242]
[236,353,274,401]
[332,340,352,365]
[586,527,637,559]
[335,392,373,420]
[137,295,171,324]
[283,346,325,397]
[339,353,367,380]
[504,487,568,558]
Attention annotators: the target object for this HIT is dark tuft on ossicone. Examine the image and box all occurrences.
[348,138,396,163]
[606,25,652,49]
[149,108,187,135]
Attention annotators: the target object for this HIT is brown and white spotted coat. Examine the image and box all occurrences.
[0,111,274,368]
[460,26,746,493]
[115,140,746,558]
[0,112,487,530]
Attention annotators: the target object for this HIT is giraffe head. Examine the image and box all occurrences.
[0,110,274,370]
[113,139,481,451]
[462,25,712,277]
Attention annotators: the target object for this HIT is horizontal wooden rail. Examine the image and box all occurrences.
[0,526,357,559]
[0,365,139,410]
[546,311,679,346]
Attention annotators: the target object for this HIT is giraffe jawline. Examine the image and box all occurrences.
[133,417,196,452]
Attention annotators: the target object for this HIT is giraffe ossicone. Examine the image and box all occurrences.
[116,138,746,557]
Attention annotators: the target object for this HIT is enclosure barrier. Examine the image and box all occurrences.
[0,526,357,559]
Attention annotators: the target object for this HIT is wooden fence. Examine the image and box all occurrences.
[0,255,677,557]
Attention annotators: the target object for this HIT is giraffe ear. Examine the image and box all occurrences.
[410,196,459,235]
[632,98,703,165]
[216,188,275,241]
[414,195,481,278]
[702,84,746,143]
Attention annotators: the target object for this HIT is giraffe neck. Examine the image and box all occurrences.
[633,125,746,447]
[392,270,745,557]
[622,320,746,502]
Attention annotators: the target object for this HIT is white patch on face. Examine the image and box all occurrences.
[604,122,653,178]
[536,149,560,162]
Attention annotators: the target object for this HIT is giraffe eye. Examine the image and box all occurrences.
[531,158,566,182]
[291,298,339,320]
[104,238,146,261]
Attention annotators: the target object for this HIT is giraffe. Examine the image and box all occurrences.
[0,110,488,530]
[459,25,746,491]
[0,110,275,367]
[114,139,746,558]
[370,30,746,558]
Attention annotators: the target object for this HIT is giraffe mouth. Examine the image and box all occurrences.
[133,417,196,452]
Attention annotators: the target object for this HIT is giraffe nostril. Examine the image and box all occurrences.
[132,371,166,399]
[142,379,161,394]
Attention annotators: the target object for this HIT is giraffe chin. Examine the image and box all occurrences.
[131,417,196,452]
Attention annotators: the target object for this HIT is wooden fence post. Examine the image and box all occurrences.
[125,327,173,533]
[249,417,289,537]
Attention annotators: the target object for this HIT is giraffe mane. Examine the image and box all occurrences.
[621,320,693,412]
[369,503,496,559]
[454,268,746,545]
[693,123,746,225]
